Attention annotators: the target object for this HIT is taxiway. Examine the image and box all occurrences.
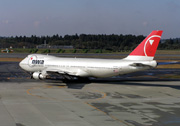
[1,81,180,126]
[0,60,180,126]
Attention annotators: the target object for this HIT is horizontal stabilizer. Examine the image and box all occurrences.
[157,61,180,65]
[129,63,153,68]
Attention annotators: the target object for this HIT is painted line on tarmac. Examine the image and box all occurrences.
[91,89,107,101]
[84,102,130,126]
[26,85,66,100]
[84,89,130,126]
[27,85,128,125]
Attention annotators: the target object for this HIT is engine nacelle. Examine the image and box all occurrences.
[32,72,46,80]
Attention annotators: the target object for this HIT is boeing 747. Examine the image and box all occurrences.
[20,30,166,80]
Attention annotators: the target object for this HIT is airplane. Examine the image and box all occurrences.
[19,30,170,81]
[1,48,13,53]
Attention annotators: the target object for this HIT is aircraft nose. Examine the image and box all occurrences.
[19,60,23,68]
[19,58,28,70]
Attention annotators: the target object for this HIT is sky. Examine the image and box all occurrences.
[0,0,180,39]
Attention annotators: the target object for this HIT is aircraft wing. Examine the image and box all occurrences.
[45,68,75,76]
[44,67,89,77]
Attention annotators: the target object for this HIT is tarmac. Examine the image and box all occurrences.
[0,60,180,126]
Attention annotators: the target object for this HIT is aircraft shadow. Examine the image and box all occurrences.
[45,78,180,90]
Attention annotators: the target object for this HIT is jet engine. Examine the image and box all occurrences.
[32,72,46,80]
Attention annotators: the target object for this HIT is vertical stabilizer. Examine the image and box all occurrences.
[125,30,163,60]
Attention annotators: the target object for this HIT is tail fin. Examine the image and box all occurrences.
[125,30,163,60]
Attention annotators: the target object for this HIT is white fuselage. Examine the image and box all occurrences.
[19,54,157,78]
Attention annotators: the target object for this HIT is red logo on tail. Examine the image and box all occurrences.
[129,30,163,57]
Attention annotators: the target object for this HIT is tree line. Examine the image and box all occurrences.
[0,34,180,51]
